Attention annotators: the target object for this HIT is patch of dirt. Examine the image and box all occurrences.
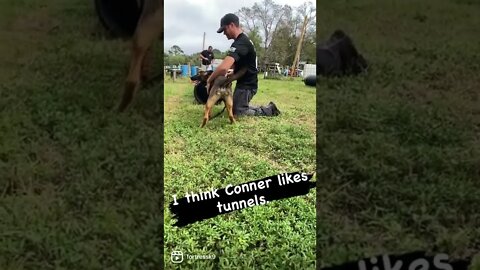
[165,96,183,115]
[295,116,316,134]
[0,6,58,81]
[38,143,65,171]
[281,110,316,134]
[164,137,186,156]
[9,5,58,35]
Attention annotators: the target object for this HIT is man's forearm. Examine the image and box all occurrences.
[208,67,227,83]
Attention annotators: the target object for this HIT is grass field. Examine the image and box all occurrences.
[1,1,163,269]
[163,76,316,269]
[317,0,480,268]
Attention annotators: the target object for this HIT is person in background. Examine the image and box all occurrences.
[199,46,214,71]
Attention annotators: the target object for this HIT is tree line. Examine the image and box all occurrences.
[164,0,316,70]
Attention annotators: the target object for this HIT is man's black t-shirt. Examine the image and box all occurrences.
[227,33,258,89]
[201,50,214,65]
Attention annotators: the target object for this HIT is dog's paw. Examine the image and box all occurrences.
[200,119,207,128]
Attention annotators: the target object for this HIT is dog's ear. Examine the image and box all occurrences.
[205,72,212,80]
[195,71,205,79]
[196,71,210,82]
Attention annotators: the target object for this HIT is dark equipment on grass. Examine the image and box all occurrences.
[94,0,144,38]
[304,75,316,87]
[193,82,209,104]
[191,71,214,104]
[317,30,369,77]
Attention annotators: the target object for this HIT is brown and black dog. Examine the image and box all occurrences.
[118,0,163,112]
[198,67,247,128]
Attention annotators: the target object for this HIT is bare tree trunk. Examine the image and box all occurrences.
[291,15,308,77]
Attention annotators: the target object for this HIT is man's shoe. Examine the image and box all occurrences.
[268,101,281,116]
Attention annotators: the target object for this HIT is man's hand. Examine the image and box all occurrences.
[226,69,234,77]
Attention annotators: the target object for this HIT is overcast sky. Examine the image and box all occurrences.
[165,0,314,55]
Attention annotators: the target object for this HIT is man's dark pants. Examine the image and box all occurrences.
[233,88,275,117]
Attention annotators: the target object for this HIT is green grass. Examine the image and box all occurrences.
[163,76,316,269]
[1,1,163,269]
[317,0,480,268]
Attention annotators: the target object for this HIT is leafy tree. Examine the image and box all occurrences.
[244,26,265,66]
[237,0,316,68]
[300,30,316,64]
[238,0,291,64]
[290,1,316,74]
[168,45,184,56]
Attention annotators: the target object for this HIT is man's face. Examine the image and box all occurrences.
[223,23,234,39]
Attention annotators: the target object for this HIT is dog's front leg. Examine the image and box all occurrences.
[201,94,220,128]
[118,42,145,112]
[141,47,154,82]
[118,3,163,112]
[225,95,235,124]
